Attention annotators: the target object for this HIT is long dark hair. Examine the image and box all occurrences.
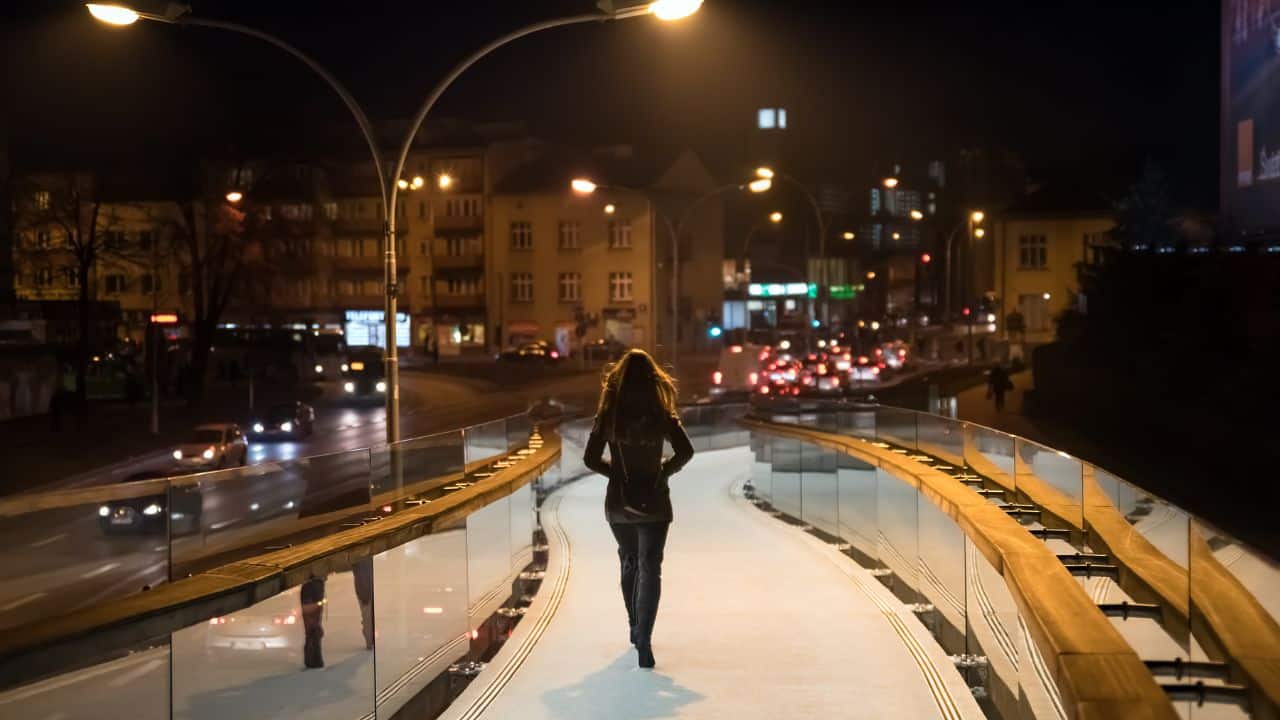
[594,349,678,440]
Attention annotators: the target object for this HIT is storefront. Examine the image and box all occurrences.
[343,310,410,349]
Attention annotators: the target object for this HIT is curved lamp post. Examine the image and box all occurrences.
[571,175,766,375]
[943,210,985,325]
[754,167,825,341]
[87,0,703,443]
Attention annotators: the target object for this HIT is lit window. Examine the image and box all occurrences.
[1018,235,1048,270]
[777,108,787,129]
[558,272,581,302]
[323,202,338,220]
[608,219,632,249]
[34,191,50,210]
[757,108,776,129]
[511,272,533,302]
[558,221,581,250]
[609,272,634,302]
[510,221,533,250]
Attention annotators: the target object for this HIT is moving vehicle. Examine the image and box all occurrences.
[250,401,316,440]
[311,332,348,380]
[797,353,843,396]
[710,343,765,399]
[97,470,203,535]
[171,423,248,471]
[342,346,387,402]
[496,341,561,365]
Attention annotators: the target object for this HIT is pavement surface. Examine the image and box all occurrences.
[441,447,984,720]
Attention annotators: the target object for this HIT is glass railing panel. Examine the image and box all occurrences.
[171,448,372,578]
[0,477,172,631]
[466,488,513,624]
[172,566,376,720]
[770,436,803,520]
[1190,517,1280,677]
[750,432,773,504]
[1015,438,1083,533]
[372,431,464,501]
[875,406,918,450]
[373,521,468,719]
[1019,600,1069,720]
[876,465,920,604]
[836,450,880,569]
[917,490,967,655]
[916,413,965,468]
[505,413,532,451]
[510,477,535,570]
[0,634,171,719]
[838,406,877,439]
[558,417,593,482]
[465,418,509,466]
[964,537,1020,719]
[963,423,1016,497]
[800,441,839,538]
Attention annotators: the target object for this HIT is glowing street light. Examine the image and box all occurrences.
[604,203,617,215]
[224,191,243,203]
[865,271,876,280]
[649,0,704,21]
[892,232,901,241]
[974,227,986,239]
[842,231,855,241]
[570,178,598,195]
[769,211,783,224]
[437,173,454,190]
[909,209,924,221]
[410,175,425,189]
[870,321,881,331]
[755,167,775,179]
[971,210,985,223]
[883,177,899,189]
[397,178,409,190]
[748,178,772,193]
[1042,292,1052,301]
[87,4,140,25]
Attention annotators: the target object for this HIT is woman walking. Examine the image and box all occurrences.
[583,349,694,669]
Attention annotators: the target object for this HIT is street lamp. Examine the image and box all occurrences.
[910,209,924,221]
[883,177,899,189]
[437,173,454,190]
[571,178,598,195]
[89,0,703,446]
[943,209,985,325]
[224,190,243,203]
[843,231,855,241]
[747,178,772,193]
[754,165,829,340]
[604,203,617,215]
[769,211,783,223]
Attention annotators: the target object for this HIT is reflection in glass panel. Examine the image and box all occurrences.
[374,432,463,498]
[770,437,803,520]
[374,525,469,718]
[1019,604,1068,720]
[0,636,170,720]
[836,451,879,568]
[1015,438,1083,534]
[172,569,376,720]
[876,466,919,604]
[509,481,535,570]
[964,537,1020,719]
[750,433,773,504]
[505,414,532,451]
[465,419,508,466]
[963,424,1016,495]
[875,406,917,450]
[800,442,839,537]
[839,407,876,439]
[917,493,966,654]
[916,414,964,467]
[467,494,513,624]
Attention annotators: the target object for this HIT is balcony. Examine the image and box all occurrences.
[434,214,484,233]
[434,292,485,310]
[432,253,483,270]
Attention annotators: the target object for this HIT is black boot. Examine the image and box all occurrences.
[630,624,638,646]
[637,645,655,669]
[304,632,324,669]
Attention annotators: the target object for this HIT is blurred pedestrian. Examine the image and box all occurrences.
[352,557,375,650]
[300,576,326,669]
[987,364,1013,412]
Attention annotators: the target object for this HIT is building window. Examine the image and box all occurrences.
[137,230,154,251]
[558,221,581,250]
[510,221,533,251]
[34,191,50,210]
[558,272,581,302]
[34,267,53,287]
[1018,235,1048,269]
[609,272,634,302]
[62,267,78,287]
[337,238,356,257]
[140,274,160,294]
[104,274,126,294]
[511,272,533,303]
[608,219,632,249]
[418,201,426,220]
[33,231,51,250]
[361,279,379,295]
[446,276,481,295]
[444,235,481,256]
[323,202,338,220]
[756,107,787,130]
[445,195,482,217]
[1017,293,1051,332]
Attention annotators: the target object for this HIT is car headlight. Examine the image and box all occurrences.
[142,503,162,516]
[375,380,387,393]
[98,505,110,517]
[253,422,265,433]
[344,381,355,393]
[202,447,215,460]
[172,449,183,460]
[314,364,324,374]
[281,421,293,433]
[340,363,349,373]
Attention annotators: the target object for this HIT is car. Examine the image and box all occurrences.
[342,348,387,402]
[797,353,843,396]
[171,423,248,471]
[496,341,561,364]
[709,343,765,399]
[97,470,203,535]
[250,401,316,440]
[845,353,884,384]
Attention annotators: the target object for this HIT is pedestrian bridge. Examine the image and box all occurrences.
[0,405,1277,719]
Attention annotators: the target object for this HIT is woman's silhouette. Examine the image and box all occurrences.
[584,349,694,668]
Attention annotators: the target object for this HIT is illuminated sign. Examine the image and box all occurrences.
[350,361,366,371]
[748,282,811,298]
[149,313,180,324]
[828,284,866,300]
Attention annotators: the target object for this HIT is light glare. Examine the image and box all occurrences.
[225,191,243,203]
[769,211,783,223]
[87,4,140,25]
[437,173,453,190]
[755,167,775,179]
[748,178,772,193]
[650,0,703,21]
[971,211,985,223]
[570,178,597,195]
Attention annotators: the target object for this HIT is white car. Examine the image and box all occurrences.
[171,423,248,471]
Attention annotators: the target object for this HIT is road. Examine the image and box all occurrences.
[0,369,598,633]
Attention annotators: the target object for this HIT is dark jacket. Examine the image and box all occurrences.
[584,412,694,524]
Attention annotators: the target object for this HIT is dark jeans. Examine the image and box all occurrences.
[609,521,670,649]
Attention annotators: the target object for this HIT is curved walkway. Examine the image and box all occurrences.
[443,446,983,720]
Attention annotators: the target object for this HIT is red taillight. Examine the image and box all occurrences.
[817,363,828,375]
[550,350,559,359]
[878,362,886,369]
[713,371,723,385]
[759,385,770,395]
[832,376,840,386]
[759,350,770,361]
[730,345,743,354]
[899,349,907,357]
[875,348,884,357]
[858,355,869,365]
[749,372,758,385]
[873,367,881,375]
[843,353,852,361]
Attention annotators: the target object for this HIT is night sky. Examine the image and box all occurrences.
[3,0,1220,206]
